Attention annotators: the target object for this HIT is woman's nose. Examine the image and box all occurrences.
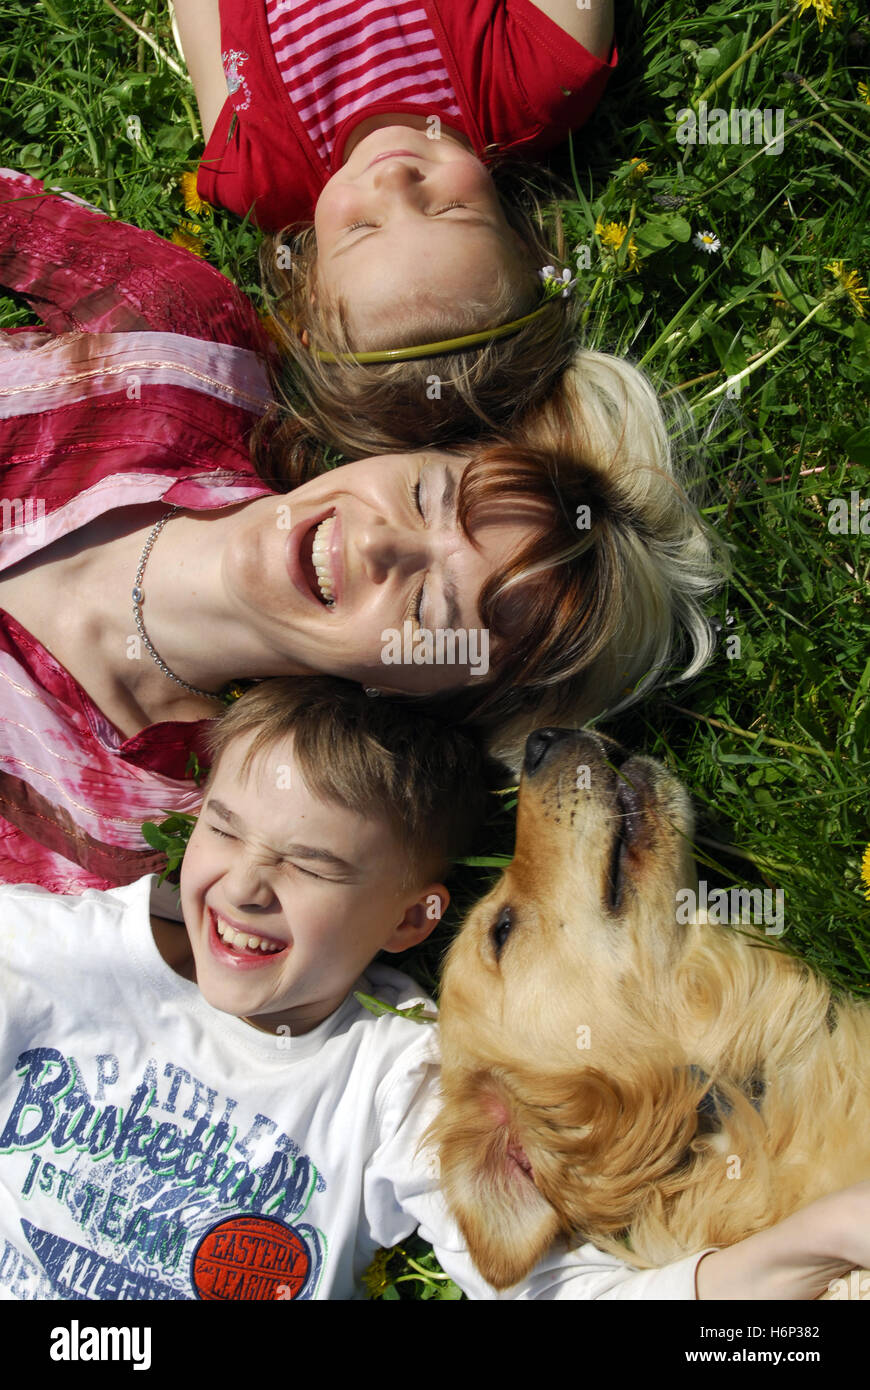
[357,521,429,582]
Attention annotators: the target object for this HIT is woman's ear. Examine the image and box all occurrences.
[381,884,449,953]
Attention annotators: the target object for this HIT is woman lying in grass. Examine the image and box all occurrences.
[0,168,720,896]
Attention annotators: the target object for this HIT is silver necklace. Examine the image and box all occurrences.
[132,507,222,702]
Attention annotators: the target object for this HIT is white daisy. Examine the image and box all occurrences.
[539,265,576,297]
[694,230,721,254]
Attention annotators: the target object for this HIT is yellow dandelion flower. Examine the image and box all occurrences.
[858,81,870,105]
[862,844,870,902]
[825,260,870,318]
[361,1248,393,1299]
[180,171,211,218]
[595,218,628,249]
[629,158,651,179]
[220,681,251,705]
[171,220,207,257]
[595,220,639,272]
[795,0,838,30]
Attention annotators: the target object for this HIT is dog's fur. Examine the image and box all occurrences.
[430,731,870,1291]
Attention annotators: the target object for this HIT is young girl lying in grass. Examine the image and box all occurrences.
[175,0,618,453]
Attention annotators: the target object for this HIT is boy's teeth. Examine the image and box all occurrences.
[215,916,282,954]
[311,516,336,605]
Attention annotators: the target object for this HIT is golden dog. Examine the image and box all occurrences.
[431,730,870,1292]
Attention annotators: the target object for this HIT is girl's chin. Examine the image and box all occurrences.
[343,115,430,157]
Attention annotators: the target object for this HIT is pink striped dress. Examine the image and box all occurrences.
[265,0,462,169]
[197,0,616,231]
[0,171,275,894]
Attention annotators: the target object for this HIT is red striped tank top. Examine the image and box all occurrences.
[265,0,462,166]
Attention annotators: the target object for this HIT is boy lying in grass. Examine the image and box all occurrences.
[0,676,865,1300]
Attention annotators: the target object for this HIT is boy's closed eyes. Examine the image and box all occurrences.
[204,797,359,881]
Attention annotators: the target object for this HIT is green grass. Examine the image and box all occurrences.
[1,0,869,1299]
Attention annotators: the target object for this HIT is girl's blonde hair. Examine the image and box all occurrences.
[252,164,581,481]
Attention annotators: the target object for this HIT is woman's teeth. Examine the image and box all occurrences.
[311,516,336,605]
[215,916,283,954]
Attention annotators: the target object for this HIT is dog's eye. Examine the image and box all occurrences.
[490,907,513,959]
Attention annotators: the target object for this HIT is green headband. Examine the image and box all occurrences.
[313,266,576,364]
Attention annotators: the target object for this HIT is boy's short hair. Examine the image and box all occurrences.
[205,676,489,881]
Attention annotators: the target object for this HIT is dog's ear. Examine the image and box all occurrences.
[427,1075,563,1290]
[429,1060,714,1287]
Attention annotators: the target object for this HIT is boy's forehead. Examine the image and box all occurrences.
[208,733,410,870]
[206,732,293,809]
[218,729,298,787]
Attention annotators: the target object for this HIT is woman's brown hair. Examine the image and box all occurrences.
[383,429,721,772]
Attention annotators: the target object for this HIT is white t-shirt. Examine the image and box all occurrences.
[0,876,707,1300]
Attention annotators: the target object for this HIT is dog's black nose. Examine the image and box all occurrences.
[524,728,575,777]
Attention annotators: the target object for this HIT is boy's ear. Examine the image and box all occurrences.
[381,884,450,953]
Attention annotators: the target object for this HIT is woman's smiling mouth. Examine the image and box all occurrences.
[287,508,341,608]
[311,516,337,604]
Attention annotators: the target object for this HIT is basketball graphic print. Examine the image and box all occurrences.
[192,1215,311,1300]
